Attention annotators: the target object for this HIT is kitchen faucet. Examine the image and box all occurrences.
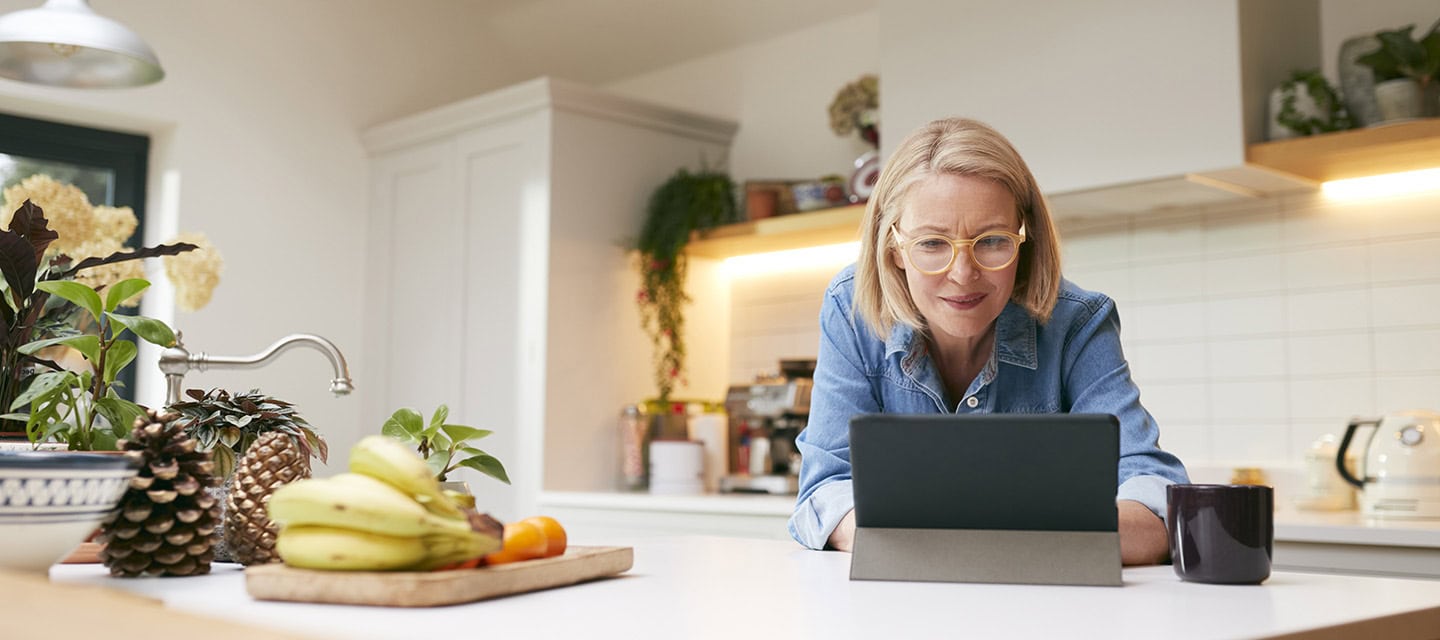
[158,333,355,405]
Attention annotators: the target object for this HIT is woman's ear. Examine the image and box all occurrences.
[890,247,906,271]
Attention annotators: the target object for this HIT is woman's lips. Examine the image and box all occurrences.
[941,292,985,310]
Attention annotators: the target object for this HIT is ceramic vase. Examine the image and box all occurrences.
[1374,78,1424,122]
[1338,35,1382,127]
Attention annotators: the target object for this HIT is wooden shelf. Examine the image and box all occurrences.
[1246,117,1440,183]
[686,204,865,259]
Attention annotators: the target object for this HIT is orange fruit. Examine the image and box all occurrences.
[522,516,567,557]
[483,520,548,565]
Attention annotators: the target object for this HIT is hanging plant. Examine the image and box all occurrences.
[635,169,736,402]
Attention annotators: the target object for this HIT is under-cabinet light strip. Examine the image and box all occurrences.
[1321,167,1440,200]
[721,242,861,277]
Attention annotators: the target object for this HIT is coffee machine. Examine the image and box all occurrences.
[719,359,814,494]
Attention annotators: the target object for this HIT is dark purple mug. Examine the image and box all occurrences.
[1166,484,1273,585]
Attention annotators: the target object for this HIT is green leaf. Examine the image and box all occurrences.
[102,339,138,385]
[10,370,76,410]
[425,450,449,480]
[90,429,119,451]
[106,313,176,347]
[18,335,101,362]
[381,408,424,441]
[213,446,236,480]
[440,424,492,445]
[36,280,103,323]
[94,397,144,438]
[457,452,510,485]
[429,405,450,432]
[103,279,150,313]
[219,426,241,448]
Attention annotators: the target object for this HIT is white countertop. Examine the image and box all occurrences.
[540,491,1440,548]
[47,535,1440,640]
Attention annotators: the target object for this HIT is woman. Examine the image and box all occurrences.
[788,117,1188,565]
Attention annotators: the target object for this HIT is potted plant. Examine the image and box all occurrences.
[1356,19,1440,121]
[3,276,179,450]
[1269,69,1354,139]
[0,201,198,450]
[168,387,328,480]
[635,169,737,402]
[381,404,510,487]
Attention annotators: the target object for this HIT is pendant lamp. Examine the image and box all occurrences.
[0,0,163,88]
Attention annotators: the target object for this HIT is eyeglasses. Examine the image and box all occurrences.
[891,224,1027,274]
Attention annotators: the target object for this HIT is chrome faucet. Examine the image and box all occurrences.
[158,333,355,405]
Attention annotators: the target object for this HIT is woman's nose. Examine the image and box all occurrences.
[946,248,980,283]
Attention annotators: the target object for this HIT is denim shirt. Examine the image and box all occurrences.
[788,264,1190,550]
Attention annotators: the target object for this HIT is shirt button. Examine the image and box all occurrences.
[965,396,979,408]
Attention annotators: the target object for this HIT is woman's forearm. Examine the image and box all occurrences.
[827,509,857,552]
[1118,499,1169,565]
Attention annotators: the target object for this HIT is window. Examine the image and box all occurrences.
[0,112,151,401]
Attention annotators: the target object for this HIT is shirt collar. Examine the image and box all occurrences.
[884,301,1039,371]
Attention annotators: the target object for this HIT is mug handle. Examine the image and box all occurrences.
[1336,417,1378,489]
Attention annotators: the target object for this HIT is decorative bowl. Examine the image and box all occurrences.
[0,451,140,573]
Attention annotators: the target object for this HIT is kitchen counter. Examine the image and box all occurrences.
[44,536,1440,639]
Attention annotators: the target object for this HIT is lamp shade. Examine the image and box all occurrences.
[0,0,163,88]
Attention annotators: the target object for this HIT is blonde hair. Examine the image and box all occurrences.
[854,117,1062,338]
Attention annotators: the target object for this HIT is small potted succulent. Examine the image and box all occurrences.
[169,387,328,480]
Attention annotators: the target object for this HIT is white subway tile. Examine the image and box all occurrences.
[1371,283,1440,329]
[1375,374,1440,412]
[1138,382,1208,424]
[1132,261,1204,302]
[1210,424,1289,464]
[1132,218,1205,261]
[1287,333,1372,377]
[1205,254,1285,296]
[1284,245,1368,290]
[1063,231,1131,268]
[1207,295,1285,337]
[1126,301,1207,341]
[1068,267,1132,303]
[1370,236,1440,283]
[1286,289,1370,332]
[1363,192,1440,241]
[1282,202,1371,248]
[1156,423,1210,466]
[1128,342,1207,382]
[1208,337,1286,378]
[1287,377,1376,421]
[1374,328,1440,374]
[1210,380,1288,422]
[1204,208,1282,256]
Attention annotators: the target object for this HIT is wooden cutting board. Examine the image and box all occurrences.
[245,545,632,607]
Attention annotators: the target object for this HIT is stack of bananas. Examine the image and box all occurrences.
[267,435,502,571]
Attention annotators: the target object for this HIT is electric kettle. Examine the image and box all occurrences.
[1336,410,1440,519]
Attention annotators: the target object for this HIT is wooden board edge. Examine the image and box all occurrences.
[245,546,633,608]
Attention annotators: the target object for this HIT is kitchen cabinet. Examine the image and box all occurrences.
[361,78,736,519]
[881,0,1323,218]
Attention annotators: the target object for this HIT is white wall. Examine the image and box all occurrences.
[0,1,531,469]
[606,10,880,187]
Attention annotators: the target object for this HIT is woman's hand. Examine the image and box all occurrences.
[826,509,857,552]
[1118,500,1169,566]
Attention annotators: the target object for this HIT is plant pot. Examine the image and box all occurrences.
[1373,78,1424,123]
[1338,35,1382,127]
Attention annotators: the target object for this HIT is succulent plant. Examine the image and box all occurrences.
[169,388,327,480]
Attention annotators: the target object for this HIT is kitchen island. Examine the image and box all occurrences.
[38,535,1440,639]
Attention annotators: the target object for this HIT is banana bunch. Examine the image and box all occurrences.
[268,436,501,571]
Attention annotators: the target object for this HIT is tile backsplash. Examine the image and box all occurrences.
[725,189,1440,470]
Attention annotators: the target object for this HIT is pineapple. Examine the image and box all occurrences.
[169,388,327,562]
[225,431,311,565]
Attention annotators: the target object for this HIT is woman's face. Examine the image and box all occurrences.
[891,173,1021,347]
